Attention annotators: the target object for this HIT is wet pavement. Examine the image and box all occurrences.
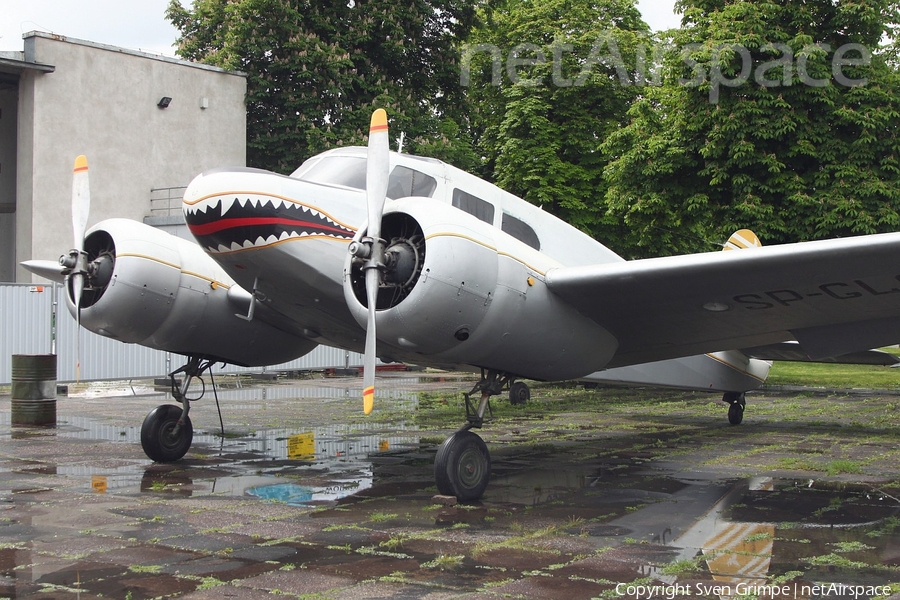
[1,372,900,599]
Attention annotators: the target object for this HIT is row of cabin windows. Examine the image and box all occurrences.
[296,156,540,250]
[452,189,541,251]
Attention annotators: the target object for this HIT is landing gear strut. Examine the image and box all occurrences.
[723,391,746,425]
[434,369,526,501]
[141,357,216,462]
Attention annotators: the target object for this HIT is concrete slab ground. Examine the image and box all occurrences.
[1,371,900,599]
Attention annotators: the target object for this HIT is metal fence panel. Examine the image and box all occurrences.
[1,283,366,384]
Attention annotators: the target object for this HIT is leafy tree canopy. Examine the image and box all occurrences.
[167,0,480,173]
[602,0,900,257]
[462,0,650,241]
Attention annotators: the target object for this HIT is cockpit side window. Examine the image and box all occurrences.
[452,189,495,225]
[293,158,437,200]
[502,212,541,250]
[292,156,367,190]
[387,166,438,199]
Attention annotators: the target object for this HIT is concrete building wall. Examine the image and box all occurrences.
[15,33,247,281]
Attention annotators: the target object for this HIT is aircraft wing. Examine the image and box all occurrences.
[545,232,900,368]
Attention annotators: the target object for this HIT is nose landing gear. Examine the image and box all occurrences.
[140,356,220,462]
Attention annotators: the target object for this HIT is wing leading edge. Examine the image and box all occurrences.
[545,232,900,368]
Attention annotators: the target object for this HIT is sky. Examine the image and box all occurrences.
[1,0,682,58]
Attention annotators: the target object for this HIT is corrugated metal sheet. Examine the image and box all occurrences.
[1,283,367,384]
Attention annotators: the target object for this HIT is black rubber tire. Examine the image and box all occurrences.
[141,404,193,462]
[434,430,491,501]
[509,381,530,405]
[726,393,746,426]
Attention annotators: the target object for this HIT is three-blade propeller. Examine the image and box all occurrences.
[361,109,390,415]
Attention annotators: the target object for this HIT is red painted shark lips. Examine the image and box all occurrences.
[184,195,355,253]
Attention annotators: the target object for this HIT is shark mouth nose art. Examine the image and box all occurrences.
[184,194,356,254]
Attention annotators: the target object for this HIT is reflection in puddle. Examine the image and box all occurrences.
[488,460,899,597]
[610,477,900,598]
[2,379,422,504]
[95,420,420,504]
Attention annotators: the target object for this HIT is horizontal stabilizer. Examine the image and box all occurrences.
[743,341,900,366]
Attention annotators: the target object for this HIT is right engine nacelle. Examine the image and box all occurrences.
[75,219,316,366]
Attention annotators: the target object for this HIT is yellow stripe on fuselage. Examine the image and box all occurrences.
[704,352,766,383]
[116,252,232,290]
[423,231,549,277]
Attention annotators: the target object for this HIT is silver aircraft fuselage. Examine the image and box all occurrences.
[181,147,770,392]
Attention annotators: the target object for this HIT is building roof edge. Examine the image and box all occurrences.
[25,31,246,78]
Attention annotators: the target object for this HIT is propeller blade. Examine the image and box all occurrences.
[366,108,389,239]
[71,155,90,383]
[361,109,390,415]
[72,155,90,253]
[362,268,378,415]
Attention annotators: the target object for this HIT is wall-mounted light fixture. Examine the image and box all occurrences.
[157,96,172,109]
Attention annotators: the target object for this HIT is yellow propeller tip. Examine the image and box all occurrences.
[74,155,88,173]
[363,386,374,415]
[370,109,388,133]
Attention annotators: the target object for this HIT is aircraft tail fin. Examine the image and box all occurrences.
[723,229,761,251]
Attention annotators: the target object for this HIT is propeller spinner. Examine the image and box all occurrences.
[354,109,390,415]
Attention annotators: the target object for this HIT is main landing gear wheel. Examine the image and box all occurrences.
[141,404,193,462]
[434,430,491,501]
[138,356,221,463]
[509,381,530,405]
[723,391,746,426]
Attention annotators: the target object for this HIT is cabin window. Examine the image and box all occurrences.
[452,189,495,225]
[502,213,541,250]
[387,166,438,199]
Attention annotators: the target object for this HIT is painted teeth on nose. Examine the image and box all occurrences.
[219,196,236,216]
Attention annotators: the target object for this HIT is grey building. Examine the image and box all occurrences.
[0,32,247,282]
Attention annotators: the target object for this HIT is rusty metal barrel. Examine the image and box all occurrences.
[11,354,57,426]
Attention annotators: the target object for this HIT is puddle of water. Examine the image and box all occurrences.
[2,379,900,598]
[75,421,421,504]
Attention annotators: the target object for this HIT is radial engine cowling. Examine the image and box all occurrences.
[344,200,499,357]
[72,218,316,366]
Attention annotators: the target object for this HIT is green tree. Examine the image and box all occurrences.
[603,0,900,258]
[167,0,479,173]
[462,0,650,241]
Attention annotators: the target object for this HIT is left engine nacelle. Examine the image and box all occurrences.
[73,219,316,366]
[343,199,620,380]
[344,202,500,357]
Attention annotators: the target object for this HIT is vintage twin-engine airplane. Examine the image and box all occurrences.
[23,109,900,500]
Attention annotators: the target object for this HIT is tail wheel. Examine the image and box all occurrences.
[724,392,746,426]
[509,381,530,405]
[434,430,491,501]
